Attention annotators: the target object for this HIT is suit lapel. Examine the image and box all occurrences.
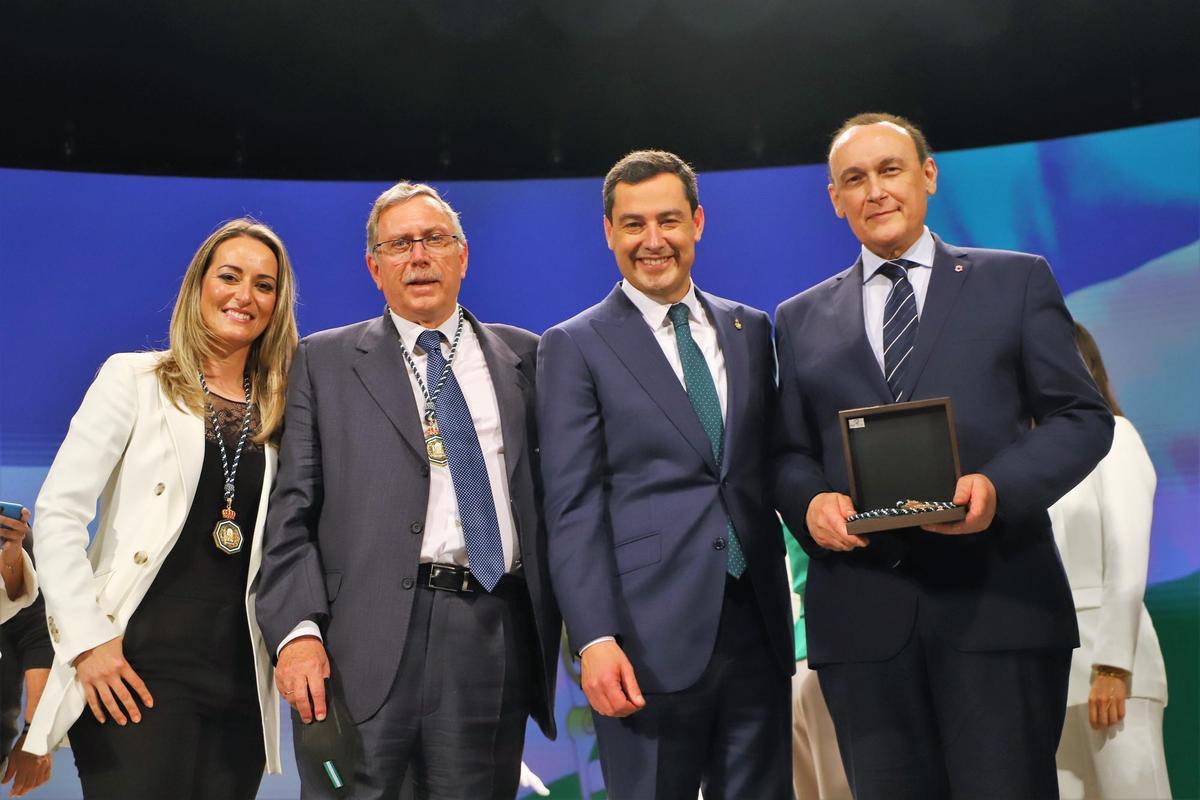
[898,237,970,401]
[352,313,427,462]
[470,311,529,484]
[833,260,893,404]
[699,291,745,480]
[590,285,718,474]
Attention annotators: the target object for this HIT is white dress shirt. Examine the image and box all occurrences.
[861,226,935,372]
[279,306,519,654]
[580,280,728,656]
[390,307,520,570]
[619,279,728,420]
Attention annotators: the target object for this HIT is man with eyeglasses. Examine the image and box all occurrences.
[256,181,559,798]
[537,150,794,798]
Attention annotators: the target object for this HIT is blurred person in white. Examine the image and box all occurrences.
[1051,321,1171,799]
[1,508,54,797]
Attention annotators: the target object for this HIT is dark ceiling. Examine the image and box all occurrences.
[3,0,1196,181]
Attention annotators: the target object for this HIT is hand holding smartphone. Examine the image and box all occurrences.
[0,502,30,598]
[0,501,25,520]
[0,501,30,549]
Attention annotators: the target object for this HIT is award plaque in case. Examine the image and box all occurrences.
[839,397,968,533]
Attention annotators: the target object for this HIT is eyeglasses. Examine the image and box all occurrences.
[372,234,461,261]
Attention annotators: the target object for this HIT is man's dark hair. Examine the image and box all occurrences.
[603,149,699,219]
[828,112,932,171]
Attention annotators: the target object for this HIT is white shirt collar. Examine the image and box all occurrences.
[861,226,935,283]
[388,305,464,353]
[619,279,707,329]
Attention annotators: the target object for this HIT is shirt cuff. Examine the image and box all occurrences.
[578,635,615,657]
[277,620,323,657]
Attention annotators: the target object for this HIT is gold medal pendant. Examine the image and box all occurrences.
[424,411,448,467]
[213,505,244,555]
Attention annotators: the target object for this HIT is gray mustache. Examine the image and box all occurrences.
[403,267,442,284]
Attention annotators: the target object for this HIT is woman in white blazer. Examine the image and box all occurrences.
[1051,322,1171,799]
[24,219,299,799]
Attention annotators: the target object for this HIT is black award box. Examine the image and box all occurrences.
[838,397,968,534]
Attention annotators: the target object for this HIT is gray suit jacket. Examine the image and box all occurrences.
[256,309,558,738]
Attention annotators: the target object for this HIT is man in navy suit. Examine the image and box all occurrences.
[774,113,1114,799]
[538,150,793,799]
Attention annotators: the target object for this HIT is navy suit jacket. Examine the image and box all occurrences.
[256,309,559,738]
[538,284,793,693]
[774,236,1113,666]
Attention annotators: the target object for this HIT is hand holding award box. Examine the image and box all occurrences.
[838,397,968,534]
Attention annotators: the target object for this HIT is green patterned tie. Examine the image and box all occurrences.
[669,303,747,578]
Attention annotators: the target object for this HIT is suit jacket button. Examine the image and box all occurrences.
[401,577,415,589]
[410,522,423,534]
[133,551,149,565]
[420,465,430,477]
[153,482,166,495]
[713,538,726,550]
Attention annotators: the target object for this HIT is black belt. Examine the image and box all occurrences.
[416,562,524,594]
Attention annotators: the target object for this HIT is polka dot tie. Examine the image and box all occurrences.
[879,260,921,402]
[668,304,747,578]
[417,329,505,591]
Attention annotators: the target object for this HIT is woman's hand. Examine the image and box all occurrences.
[73,636,155,725]
[1088,667,1129,730]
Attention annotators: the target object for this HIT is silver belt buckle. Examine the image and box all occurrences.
[428,563,473,592]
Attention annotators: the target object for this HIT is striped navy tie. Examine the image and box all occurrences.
[879,260,920,401]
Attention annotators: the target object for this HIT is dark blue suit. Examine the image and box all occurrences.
[774,236,1114,799]
[538,284,793,799]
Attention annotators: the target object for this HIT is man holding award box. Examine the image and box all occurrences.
[773,112,1114,800]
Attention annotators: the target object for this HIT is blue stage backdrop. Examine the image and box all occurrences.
[1,119,1196,799]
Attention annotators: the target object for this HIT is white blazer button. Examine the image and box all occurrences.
[133,551,149,565]
[154,483,166,495]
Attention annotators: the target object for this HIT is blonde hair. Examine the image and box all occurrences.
[156,218,299,443]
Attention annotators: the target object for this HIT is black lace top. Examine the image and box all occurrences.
[122,394,265,712]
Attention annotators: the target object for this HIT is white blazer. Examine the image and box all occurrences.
[1049,416,1167,707]
[25,352,281,772]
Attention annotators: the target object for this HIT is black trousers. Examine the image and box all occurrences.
[593,575,792,800]
[818,605,1071,800]
[70,588,265,800]
[298,572,537,800]
[70,704,264,800]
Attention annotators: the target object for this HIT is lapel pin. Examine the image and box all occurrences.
[733,318,743,330]
[954,264,964,272]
